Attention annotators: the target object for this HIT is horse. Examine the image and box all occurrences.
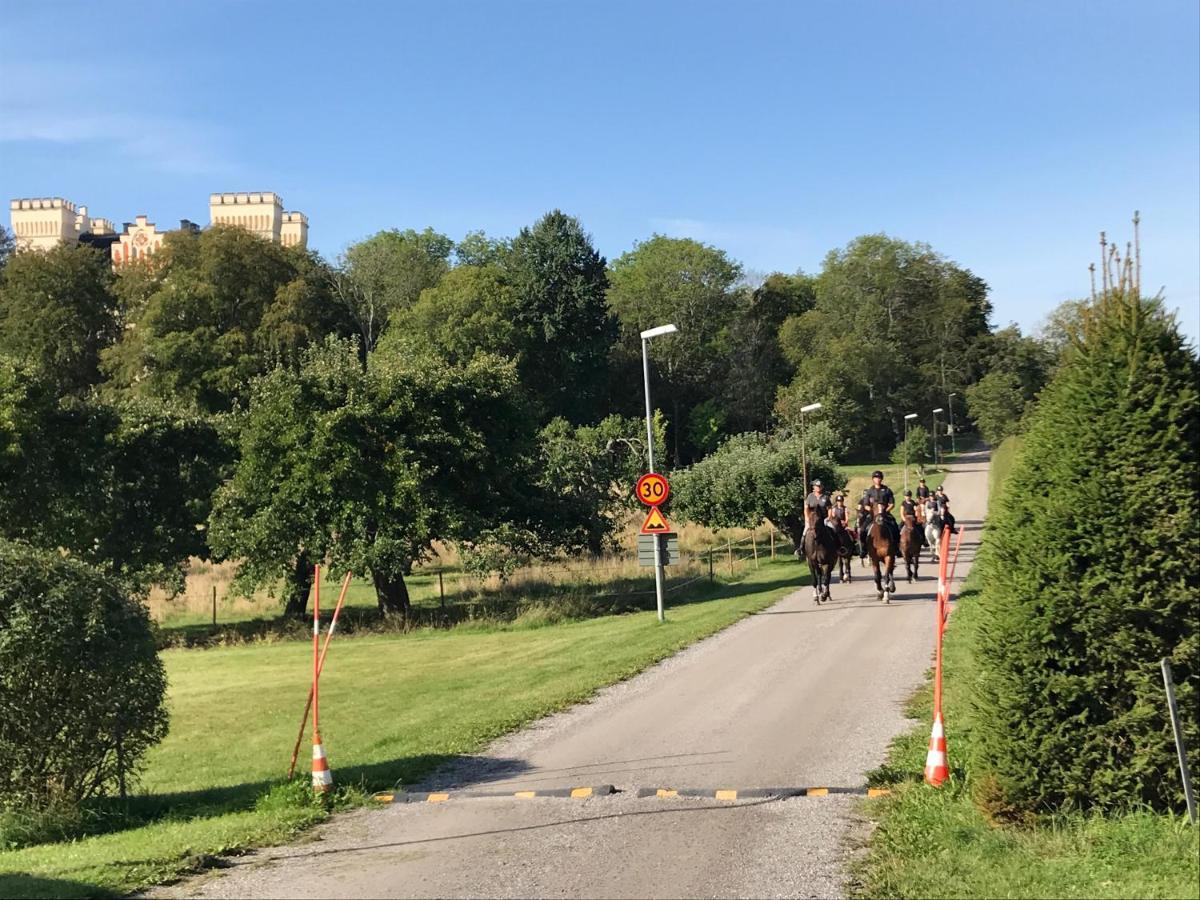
[832,516,856,583]
[899,513,922,582]
[802,513,839,604]
[867,505,899,603]
[924,504,943,562]
[856,508,872,568]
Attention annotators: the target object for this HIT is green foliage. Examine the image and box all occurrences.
[607,235,744,460]
[672,432,843,549]
[777,235,992,458]
[102,226,347,412]
[974,291,1199,815]
[0,541,168,811]
[0,360,227,588]
[0,244,118,396]
[211,337,541,617]
[507,211,615,424]
[381,265,520,363]
[536,413,662,556]
[965,370,1027,446]
[890,423,931,470]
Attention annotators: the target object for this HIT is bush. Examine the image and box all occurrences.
[0,541,169,810]
[973,291,1199,815]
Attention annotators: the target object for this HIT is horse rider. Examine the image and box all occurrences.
[864,470,900,546]
[804,479,833,533]
[940,494,958,534]
[830,493,849,528]
[900,489,925,548]
[916,477,932,503]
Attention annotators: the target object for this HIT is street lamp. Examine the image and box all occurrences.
[640,323,678,622]
[903,413,918,493]
[948,393,958,454]
[799,402,823,495]
[932,408,944,466]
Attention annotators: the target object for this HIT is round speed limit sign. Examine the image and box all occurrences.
[635,473,670,507]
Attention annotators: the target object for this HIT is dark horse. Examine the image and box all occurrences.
[856,507,872,568]
[867,506,898,603]
[899,513,922,583]
[802,514,839,604]
[832,517,855,583]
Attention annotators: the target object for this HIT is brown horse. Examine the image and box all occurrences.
[867,506,898,602]
[832,518,855,583]
[802,514,839,604]
[899,513,922,583]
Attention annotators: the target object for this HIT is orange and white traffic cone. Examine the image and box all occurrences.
[312,734,333,794]
[923,713,949,786]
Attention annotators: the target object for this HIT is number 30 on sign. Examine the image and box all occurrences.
[635,473,669,507]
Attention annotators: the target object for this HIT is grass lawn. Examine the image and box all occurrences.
[0,558,802,899]
[852,437,1199,899]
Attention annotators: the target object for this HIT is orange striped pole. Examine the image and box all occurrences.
[312,564,332,795]
[925,527,951,786]
[287,571,352,779]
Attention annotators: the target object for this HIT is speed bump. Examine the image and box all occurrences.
[371,784,616,804]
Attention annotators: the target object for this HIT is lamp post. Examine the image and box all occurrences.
[640,323,678,623]
[799,402,822,495]
[932,407,944,467]
[903,413,918,493]
[948,392,958,454]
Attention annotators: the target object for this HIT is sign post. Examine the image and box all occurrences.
[635,472,672,622]
[640,324,678,623]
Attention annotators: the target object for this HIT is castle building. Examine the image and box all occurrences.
[9,192,309,262]
[9,198,116,251]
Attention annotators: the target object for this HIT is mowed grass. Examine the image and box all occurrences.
[0,558,801,899]
[852,440,1199,899]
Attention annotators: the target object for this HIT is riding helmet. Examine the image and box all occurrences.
[872,470,884,479]
[904,489,912,496]
[812,479,822,487]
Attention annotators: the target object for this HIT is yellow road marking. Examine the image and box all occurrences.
[656,789,678,798]
[715,789,738,801]
[867,787,891,797]
[807,787,829,796]
[372,793,394,803]
[514,790,537,799]
[426,793,450,803]
[570,787,593,798]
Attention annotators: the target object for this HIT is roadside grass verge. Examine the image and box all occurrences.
[854,579,1198,898]
[0,558,801,899]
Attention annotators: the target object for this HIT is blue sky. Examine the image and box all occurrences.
[2,1,1197,341]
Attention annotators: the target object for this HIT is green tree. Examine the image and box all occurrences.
[778,235,991,458]
[964,370,1026,445]
[607,235,743,461]
[0,541,168,811]
[537,414,664,556]
[333,228,454,353]
[724,273,816,433]
[455,230,510,268]
[102,225,345,412]
[0,359,229,590]
[0,243,118,396]
[211,338,541,618]
[381,265,520,364]
[508,211,616,424]
[0,225,14,269]
[672,432,844,551]
[973,281,1199,815]
[889,423,931,471]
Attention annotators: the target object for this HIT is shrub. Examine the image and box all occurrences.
[0,541,169,810]
[973,288,1199,815]
[890,424,931,471]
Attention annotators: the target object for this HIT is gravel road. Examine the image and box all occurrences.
[155,449,990,899]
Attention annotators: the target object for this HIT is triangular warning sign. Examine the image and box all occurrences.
[640,506,671,534]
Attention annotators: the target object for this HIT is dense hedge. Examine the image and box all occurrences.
[973,292,1199,815]
[0,541,168,809]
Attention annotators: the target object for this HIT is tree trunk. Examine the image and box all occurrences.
[372,569,412,620]
[283,552,313,618]
[770,513,806,557]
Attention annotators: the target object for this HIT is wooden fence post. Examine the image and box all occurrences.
[438,571,445,609]
[212,585,217,627]
[770,528,776,559]
[727,539,733,576]
[709,549,714,582]
[752,530,759,568]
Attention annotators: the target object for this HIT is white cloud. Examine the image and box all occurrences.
[0,63,237,176]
